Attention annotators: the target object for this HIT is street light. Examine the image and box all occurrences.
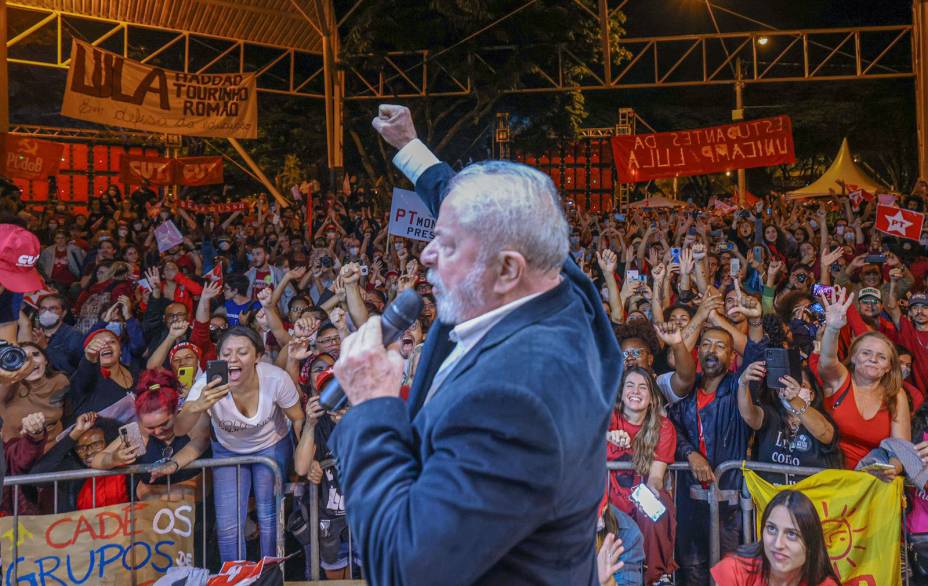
[757,36,769,46]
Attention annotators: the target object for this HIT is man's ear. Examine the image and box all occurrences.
[492,250,527,295]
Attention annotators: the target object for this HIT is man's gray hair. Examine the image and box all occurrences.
[444,161,569,272]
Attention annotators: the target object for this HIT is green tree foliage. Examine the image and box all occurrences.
[338,0,629,187]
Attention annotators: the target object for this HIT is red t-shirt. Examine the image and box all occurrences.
[825,375,891,470]
[50,247,76,285]
[252,269,273,299]
[606,412,676,514]
[711,555,838,585]
[898,317,928,399]
[697,389,717,457]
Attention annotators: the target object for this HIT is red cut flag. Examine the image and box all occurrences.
[203,263,223,289]
[876,205,925,241]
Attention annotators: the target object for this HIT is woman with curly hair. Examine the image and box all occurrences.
[607,366,678,585]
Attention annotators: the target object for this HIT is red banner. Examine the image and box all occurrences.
[876,204,925,241]
[174,156,224,186]
[1,134,64,180]
[120,154,175,185]
[119,155,224,186]
[611,115,796,182]
[178,199,251,214]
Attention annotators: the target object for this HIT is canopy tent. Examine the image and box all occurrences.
[628,195,686,208]
[787,138,885,199]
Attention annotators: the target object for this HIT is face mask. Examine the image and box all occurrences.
[902,365,912,380]
[133,222,143,231]
[836,225,845,236]
[48,223,57,231]
[118,228,128,238]
[218,241,231,251]
[105,322,123,336]
[349,247,359,256]
[38,310,60,328]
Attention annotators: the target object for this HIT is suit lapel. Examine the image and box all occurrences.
[412,279,573,409]
[407,320,454,419]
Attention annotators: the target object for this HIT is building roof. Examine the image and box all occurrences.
[13,0,324,53]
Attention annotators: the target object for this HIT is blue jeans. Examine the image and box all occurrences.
[212,436,293,562]
[612,507,645,586]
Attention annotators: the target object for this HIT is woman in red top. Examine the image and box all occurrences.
[159,260,203,316]
[711,490,838,586]
[817,286,910,472]
[607,366,677,585]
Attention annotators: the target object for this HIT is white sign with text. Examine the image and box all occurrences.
[389,187,436,242]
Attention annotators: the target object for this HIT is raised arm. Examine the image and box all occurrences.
[817,286,854,396]
[736,361,766,431]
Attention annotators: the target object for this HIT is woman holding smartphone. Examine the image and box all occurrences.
[607,366,677,585]
[175,326,305,562]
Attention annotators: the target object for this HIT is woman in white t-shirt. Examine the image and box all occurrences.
[176,326,305,562]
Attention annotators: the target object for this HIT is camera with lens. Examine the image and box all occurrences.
[0,341,27,372]
[320,256,333,269]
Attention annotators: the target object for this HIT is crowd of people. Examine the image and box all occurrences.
[0,156,927,585]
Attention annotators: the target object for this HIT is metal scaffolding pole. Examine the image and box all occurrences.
[915,0,928,179]
[0,0,8,133]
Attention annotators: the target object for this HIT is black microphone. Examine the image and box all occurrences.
[319,289,424,411]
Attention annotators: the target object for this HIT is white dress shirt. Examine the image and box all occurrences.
[423,291,545,404]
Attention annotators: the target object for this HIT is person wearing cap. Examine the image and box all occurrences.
[0,224,45,345]
[854,287,898,338]
[886,283,928,408]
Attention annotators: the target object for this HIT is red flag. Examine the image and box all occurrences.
[342,173,351,196]
[876,205,925,241]
[848,190,864,210]
[305,184,314,241]
[203,263,223,289]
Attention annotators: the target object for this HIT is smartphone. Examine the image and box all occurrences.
[670,247,682,265]
[718,242,734,252]
[625,270,640,283]
[860,462,896,474]
[765,348,802,391]
[709,230,723,238]
[630,484,666,522]
[206,359,229,386]
[752,246,763,263]
[865,254,886,264]
[177,366,195,389]
[360,265,369,276]
[614,213,626,222]
[119,422,144,453]
[729,257,740,277]
[812,284,834,298]
[687,226,698,236]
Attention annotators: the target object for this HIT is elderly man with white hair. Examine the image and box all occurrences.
[328,105,624,585]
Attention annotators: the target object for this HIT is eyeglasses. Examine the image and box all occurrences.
[165,312,188,320]
[316,336,340,345]
[622,349,644,359]
[75,440,106,454]
[859,298,880,305]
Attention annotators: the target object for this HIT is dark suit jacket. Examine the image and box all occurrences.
[329,162,623,585]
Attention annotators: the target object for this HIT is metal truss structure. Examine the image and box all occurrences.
[342,24,914,100]
[2,0,927,175]
[6,2,327,98]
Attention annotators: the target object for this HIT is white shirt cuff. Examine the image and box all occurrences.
[392,139,440,185]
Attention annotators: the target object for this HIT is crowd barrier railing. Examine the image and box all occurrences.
[1,455,284,583]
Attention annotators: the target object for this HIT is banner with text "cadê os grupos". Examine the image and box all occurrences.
[61,39,257,138]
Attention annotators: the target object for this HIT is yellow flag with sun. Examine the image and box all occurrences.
[744,468,903,586]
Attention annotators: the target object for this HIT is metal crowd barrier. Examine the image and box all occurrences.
[2,455,284,582]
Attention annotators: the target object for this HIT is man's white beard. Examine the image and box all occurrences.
[428,264,486,325]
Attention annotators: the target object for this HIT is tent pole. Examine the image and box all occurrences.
[915,0,928,181]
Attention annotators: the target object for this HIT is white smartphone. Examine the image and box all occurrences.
[630,484,666,522]
[119,422,144,453]
[626,270,640,282]
[729,257,741,277]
